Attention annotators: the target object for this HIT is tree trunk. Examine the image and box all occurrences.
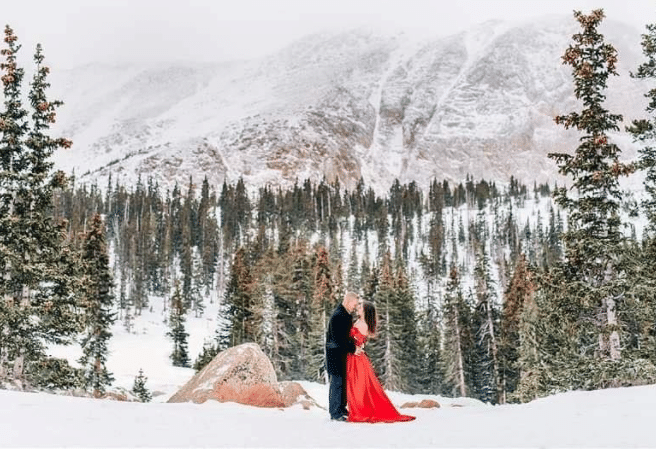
[383,306,393,389]
[13,349,24,384]
[601,295,621,360]
[453,308,467,397]
[484,298,501,403]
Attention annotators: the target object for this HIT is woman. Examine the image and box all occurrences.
[346,300,415,423]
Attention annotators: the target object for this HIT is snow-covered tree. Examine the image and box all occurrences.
[132,368,152,403]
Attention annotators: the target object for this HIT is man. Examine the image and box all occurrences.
[325,291,361,421]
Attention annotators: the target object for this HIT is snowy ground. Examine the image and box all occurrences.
[0,297,649,447]
[3,382,656,447]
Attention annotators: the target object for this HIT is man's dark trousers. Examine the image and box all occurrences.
[325,303,356,420]
[329,372,347,419]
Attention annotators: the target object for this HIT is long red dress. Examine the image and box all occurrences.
[346,327,415,423]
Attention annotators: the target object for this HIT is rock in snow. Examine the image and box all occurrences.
[167,343,285,407]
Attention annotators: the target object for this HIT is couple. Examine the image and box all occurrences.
[325,292,415,423]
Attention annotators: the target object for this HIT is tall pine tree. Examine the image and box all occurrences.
[0,27,76,384]
[499,254,534,402]
[471,244,501,403]
[218,247,255,349]
[78,214,115,397]
[544,9,650,390]
[306,246,334,382]
[441,265,473,397]
[167,281,190,367]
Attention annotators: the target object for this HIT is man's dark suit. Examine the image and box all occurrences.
[325,303,356,420]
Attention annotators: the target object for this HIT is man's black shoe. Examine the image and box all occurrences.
[331,415,348,422]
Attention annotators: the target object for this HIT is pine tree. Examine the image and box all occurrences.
[513,278,549,402]
[394,259,420,393]
[624,19,656,370]
[546,10,636,387]
[190,249,205,317]
[0,26,38,381]
[234,177,251,246]
[499,254,534,402]
[306,246,334,382]
[0,27,76,384]
[346,236,360,291]
[218,247,255,348]
[180,177,196,312]
[78,214,116,397]
[288,241,313,379]
[471,244,501,403]
[441,265,472,397]
[131,368,152,403]
[167,281,190,367]
[261,248,296,379]
[628,21,656,235]
[369,252,408,391]
[416,292,443,394]
[193,340,220,372]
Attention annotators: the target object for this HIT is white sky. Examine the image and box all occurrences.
[2,0,656,69]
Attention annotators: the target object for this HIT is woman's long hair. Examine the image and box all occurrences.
[362,301,377,337]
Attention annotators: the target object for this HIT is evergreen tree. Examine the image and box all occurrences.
[218,247,255,348]
[471,244,501,403]
[190,249,205,317]
[513,277,549,402]
[306,246,334,382]
[193,340,220,372]
[131,368,152,403]
[416,292,443,394]
[167,281,190,367]
[0,28,77,384]
[346,236,360,291]
[499,254,534,403]
[545,10,640,389]
[180,177,197,312]
[441,265,472,397]
[78,214,116,397]
[260,248,296,379]
[394,259,420,392]
[288,241,314,379]
[369,252,409,391]
[623,18,656,372]
[629,21,656,235]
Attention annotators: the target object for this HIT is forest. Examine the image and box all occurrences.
[3,10,656,405]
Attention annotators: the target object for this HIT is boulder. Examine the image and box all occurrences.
[167,343,285,407]
[279,381,324,410]
[418,399,440,408]
[102,391,128,402]
[401,399,441,409]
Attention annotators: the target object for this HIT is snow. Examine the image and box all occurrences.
[3,378,656,447]
[43,17,647,197]
[16,284,656,448]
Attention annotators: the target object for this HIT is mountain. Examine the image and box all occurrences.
[49,16,648,193]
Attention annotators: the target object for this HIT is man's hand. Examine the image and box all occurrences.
[355,345,365,356]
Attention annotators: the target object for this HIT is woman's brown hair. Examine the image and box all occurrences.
[362,301,377,336]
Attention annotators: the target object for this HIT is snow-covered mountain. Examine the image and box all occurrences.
[50,16,648,193]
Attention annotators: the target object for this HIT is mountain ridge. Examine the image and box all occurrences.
[49,15,648,193]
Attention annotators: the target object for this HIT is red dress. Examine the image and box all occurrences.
[346,327,415,423]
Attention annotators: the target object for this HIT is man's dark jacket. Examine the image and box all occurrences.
[325,304,356,376]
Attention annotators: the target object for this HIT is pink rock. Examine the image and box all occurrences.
[167,343,284,407]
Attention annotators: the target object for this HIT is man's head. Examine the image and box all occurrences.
[342,291,359,313]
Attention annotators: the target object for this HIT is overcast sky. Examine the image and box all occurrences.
[3,0,656,69]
